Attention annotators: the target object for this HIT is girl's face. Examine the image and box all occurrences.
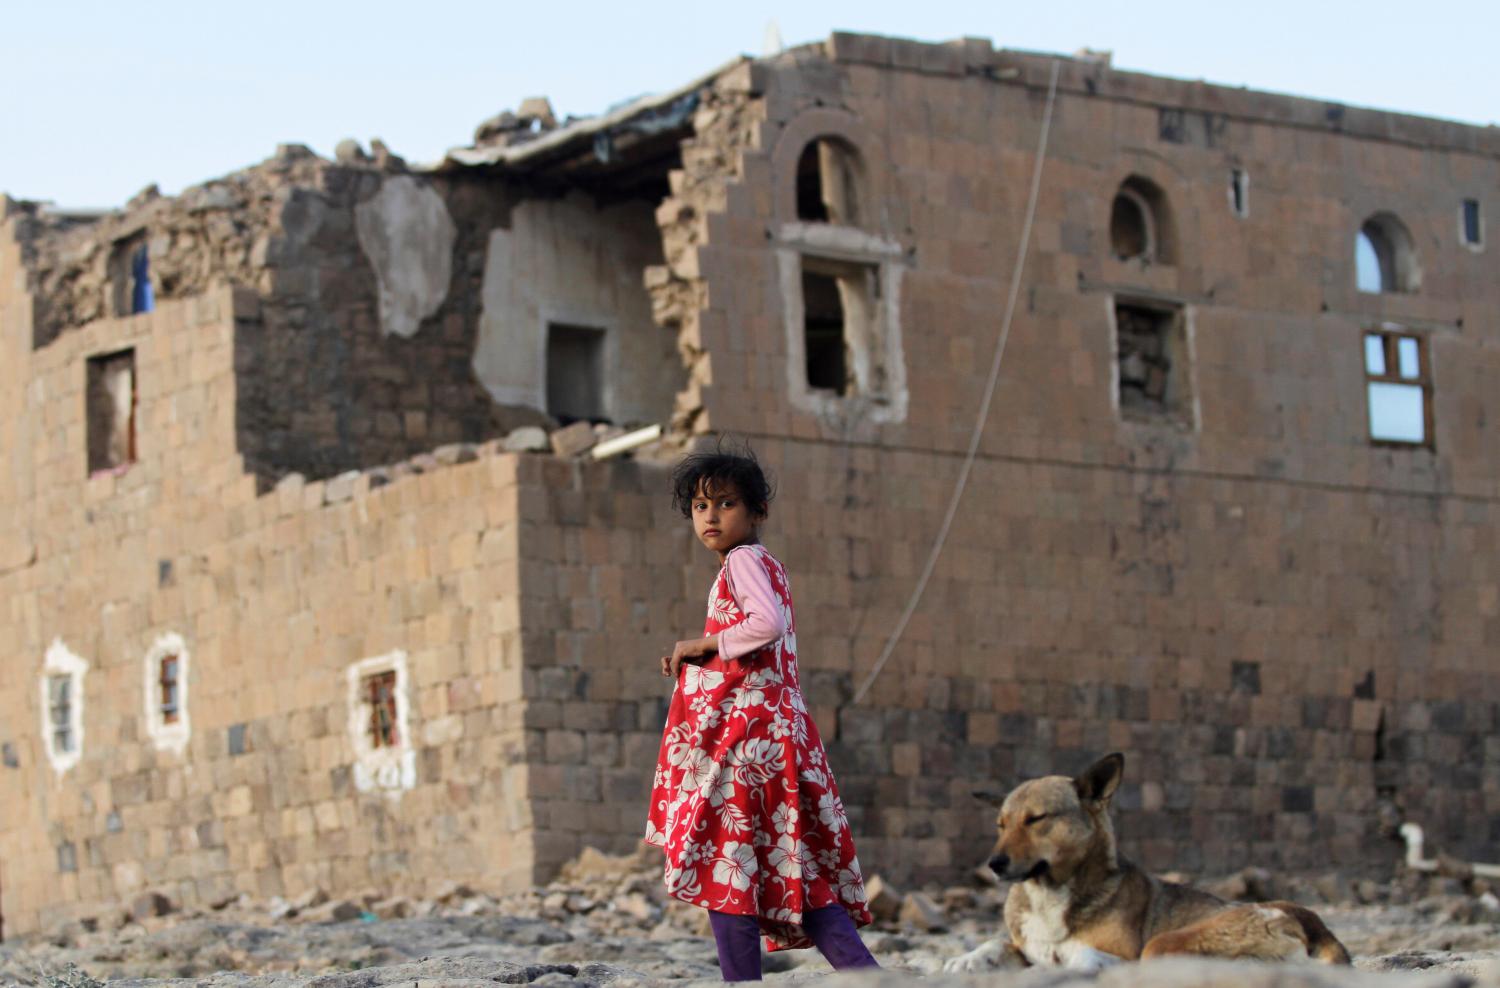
[691,481,762,558]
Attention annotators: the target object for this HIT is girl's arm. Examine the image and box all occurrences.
[718,549,787,661]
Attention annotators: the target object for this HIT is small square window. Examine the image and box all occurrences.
[1364,330,1432,447]
[1115,300,1193,427]
[86,348,137,474]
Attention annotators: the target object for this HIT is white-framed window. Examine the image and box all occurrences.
[40,639,88,775]
[346,651,415,795]
[1111,297,1197,429]
[143,632,190,755]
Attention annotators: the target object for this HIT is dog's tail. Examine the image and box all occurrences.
[1267,901,1351,965]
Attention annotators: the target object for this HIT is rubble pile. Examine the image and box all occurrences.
[3,852,1499,986]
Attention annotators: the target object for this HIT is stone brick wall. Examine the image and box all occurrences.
[0,286,537,935]
[626,36,1500,879]
[3,30,1499,938]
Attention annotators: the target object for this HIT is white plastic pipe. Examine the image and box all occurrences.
[1400,822,1500,879]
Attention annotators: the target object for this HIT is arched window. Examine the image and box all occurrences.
[795,137,862,226]
[1109,176,1175,264]
[1355,213,1419,293]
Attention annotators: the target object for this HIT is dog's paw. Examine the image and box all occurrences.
[943,940,1007,973]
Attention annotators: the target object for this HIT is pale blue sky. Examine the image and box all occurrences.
[2,0,1494,209]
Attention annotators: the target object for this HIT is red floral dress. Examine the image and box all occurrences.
[644,544,872,950]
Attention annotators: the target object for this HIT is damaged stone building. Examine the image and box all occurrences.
[1,32,1497,937]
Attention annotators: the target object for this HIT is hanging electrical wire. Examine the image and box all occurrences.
[849,59,1063,707]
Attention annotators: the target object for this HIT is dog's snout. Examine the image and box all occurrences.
[988,854,1010,876]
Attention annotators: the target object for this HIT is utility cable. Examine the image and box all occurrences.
[849,60,1062,707]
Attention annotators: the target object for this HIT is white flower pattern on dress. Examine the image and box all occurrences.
[645,544,871,950]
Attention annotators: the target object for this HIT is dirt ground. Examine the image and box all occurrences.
[3,850,1497,987]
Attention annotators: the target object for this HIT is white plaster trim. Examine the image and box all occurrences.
[40,639,87,776]
[776,225,909,428]
[346,651,416,797]
[142,632,190,756]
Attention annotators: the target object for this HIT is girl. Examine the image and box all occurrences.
[644,444,878,982]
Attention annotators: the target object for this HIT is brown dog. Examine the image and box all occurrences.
[944,753,1350,972]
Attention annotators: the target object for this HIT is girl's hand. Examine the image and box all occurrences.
[661,636,718,678]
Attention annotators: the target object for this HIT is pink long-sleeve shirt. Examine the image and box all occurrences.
[716,546,787,661]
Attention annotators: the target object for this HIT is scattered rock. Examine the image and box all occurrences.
[433,442,479,466]
[550,420,597,457]
[129,891,176,922]
[334,138,370,165]
[300,898,362,923]
[864,874,902,921]
[898,891,946,932]
[503,425,551,453]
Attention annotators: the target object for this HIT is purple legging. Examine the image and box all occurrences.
[709,904,879,982]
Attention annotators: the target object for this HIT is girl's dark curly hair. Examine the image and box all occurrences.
[670,439,776,519]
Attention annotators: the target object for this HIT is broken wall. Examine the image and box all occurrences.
[473,192,682,426]
[0,286,536,934]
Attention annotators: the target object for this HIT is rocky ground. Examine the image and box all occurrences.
[3,849,1498,987]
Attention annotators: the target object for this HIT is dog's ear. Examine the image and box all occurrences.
[1074,752,1124,805]
[971,787,1006,808]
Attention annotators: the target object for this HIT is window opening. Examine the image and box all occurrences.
[795,138,860,226]
[1356,213,1419,293]
[86,349,137,474]
[365,670,399,749]
[1115,300,1191,425]
[1461,199,1482,247]
[1109,177,1173,263]
[48,675,74,755]
[799,256,883,399]
[1229,168,1249,218]
[108,234,153,316]
[1364,329,1431,446]
[545,323,606,425]
[802,267,848,393]
[1111,190,1152,260]
[158,654,180,724]
[131,245,154,314]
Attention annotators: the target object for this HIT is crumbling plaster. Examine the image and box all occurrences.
[354,175,457,339]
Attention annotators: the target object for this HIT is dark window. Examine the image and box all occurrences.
[48,674,74,754]
[365,671,398,749]
[159,655,180,724]
[802,267,847,394]
[795,138,860,226]
[1364,330,1432,446]
[1109,177,1173,263]
[545,323,605,425]
[1115,300,1191,424]
[1230,169,1248,218]
[86,349,137,474]
[1461,199,1482,246]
